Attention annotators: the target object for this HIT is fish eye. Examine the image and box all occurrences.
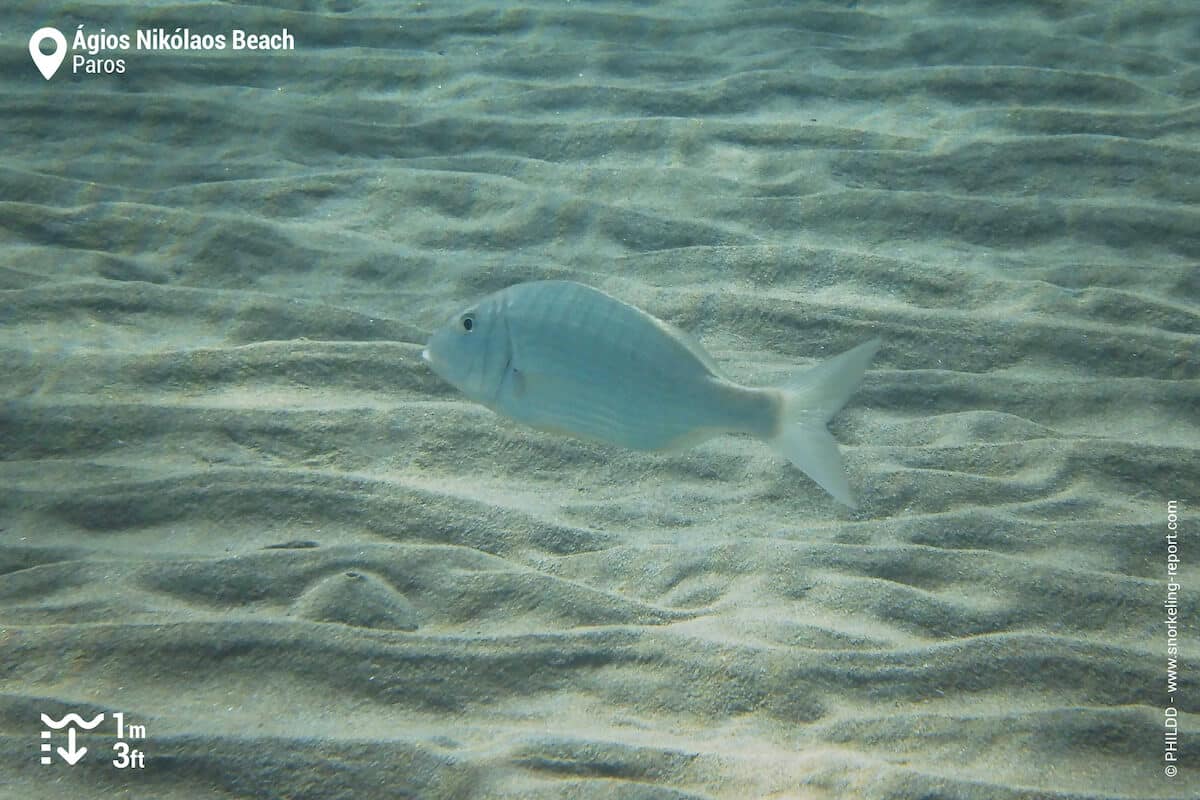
[461,315,474,332]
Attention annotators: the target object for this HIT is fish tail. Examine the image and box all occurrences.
[768,337,881,508]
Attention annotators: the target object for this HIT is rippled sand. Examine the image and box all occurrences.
[2,1,1198,798]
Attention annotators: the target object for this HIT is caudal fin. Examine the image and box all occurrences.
[769,338,880,508]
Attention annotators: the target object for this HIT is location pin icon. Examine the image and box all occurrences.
[29,27,67,80]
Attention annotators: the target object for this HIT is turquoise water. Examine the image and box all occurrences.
[1,2,1197,797]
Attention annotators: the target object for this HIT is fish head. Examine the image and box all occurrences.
[422,294,510,406]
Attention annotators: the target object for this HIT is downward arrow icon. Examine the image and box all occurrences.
[57,728,87,765]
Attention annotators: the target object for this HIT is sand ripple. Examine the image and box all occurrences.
[2,1,1198,797]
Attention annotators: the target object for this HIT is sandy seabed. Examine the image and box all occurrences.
[2,1,1198,798]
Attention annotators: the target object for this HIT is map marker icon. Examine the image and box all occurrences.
[29,28,67,80]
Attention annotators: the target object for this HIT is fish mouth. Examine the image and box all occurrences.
[420,348,431,363]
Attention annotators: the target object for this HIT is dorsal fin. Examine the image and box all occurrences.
[653,316,726,378]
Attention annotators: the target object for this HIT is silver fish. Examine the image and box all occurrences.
[422,280,879,507]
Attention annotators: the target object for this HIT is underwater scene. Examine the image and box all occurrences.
[1,1,1197,798]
